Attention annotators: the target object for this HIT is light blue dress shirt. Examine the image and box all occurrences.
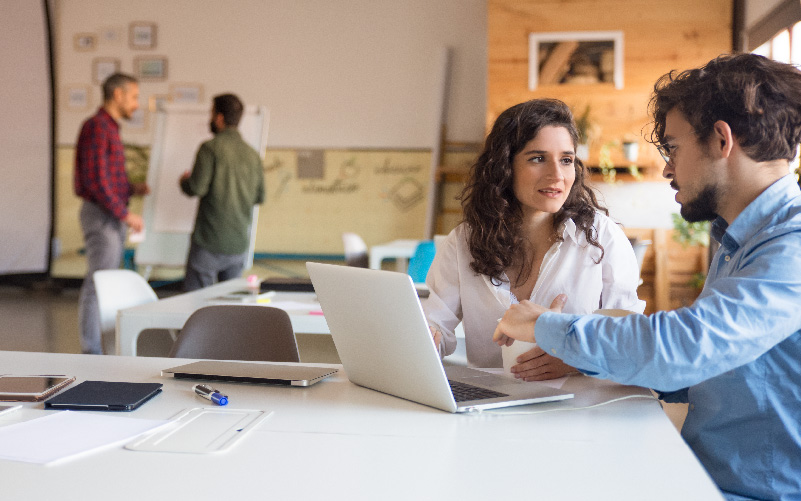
[536,175,801,500]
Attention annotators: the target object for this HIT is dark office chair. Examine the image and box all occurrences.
[342,232,369,268]
[168,305,300,362]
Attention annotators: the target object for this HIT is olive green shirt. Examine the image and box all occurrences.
[180,128,264,255]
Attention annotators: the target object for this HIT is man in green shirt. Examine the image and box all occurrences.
[179,93,265,291]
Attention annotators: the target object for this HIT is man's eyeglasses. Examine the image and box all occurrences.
[655,132,695,164]
[655,142,675,164]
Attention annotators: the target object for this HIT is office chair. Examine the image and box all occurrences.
[407,240,436,283]
[93,269,167,343]
[168,305,300,362]
[342,232,369,268]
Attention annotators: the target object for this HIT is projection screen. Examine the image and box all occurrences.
[0,0,54,276]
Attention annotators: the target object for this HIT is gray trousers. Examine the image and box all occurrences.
[183,240,247,292]
[78,201,127,354]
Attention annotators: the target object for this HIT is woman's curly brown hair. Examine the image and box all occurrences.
[460,99,607,286]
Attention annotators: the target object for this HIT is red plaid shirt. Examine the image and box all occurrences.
[74,108,131,220]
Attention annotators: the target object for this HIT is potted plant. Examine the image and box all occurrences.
[574,105,598,162]
[672,213,710,291]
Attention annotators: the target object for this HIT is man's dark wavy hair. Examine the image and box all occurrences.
[213,93,245,127]
[460,98,607,286]
[649,53,801,162]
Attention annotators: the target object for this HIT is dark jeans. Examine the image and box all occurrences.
[183,240,247,291]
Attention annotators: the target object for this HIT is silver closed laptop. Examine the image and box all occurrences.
[307,262,573,413]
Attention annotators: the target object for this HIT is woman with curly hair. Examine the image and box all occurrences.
[423,98,644,379]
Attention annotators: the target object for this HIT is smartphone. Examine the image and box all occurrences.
[0,376,76,402]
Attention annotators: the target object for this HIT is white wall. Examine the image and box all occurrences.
[53,0,487,149]
[0,0,52,275]
[591,181,680,230]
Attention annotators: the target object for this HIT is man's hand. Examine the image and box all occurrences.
[493,294,567,346]
[131,183,150,196]
[124,213,144,233]
[510,344,576,381]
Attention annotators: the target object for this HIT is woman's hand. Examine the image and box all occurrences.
[510,345,576,381]
[429,326,442,355]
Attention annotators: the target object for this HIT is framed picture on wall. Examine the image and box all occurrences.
[129,21,157,49]
[529,31,624,90]
[64,85,92,111]
[100,26,122,46]
[92,57,120,84]
[73,33,96,51]
[169,83,204,104]
[134,56,167,81]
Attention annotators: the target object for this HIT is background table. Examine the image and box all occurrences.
[116,278,328,356]
[0,350,722,500]
[369,239,421,272]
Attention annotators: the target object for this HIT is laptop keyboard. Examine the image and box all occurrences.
[448,379,508,402]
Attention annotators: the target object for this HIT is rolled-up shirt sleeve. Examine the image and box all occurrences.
[536,229,801,391]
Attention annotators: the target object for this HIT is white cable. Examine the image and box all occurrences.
[473,394,658,416]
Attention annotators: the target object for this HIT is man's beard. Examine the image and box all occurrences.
[679,184,719,222]
[209,120,220,134]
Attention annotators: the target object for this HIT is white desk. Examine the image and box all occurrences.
[116,278,328,357]
[369,239,421,271]
[0,351,722,500]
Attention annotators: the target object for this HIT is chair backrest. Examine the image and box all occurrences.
[408,240,436,283]
[93,270,158,337]
[168,305,300,362]
[342,232,369,268]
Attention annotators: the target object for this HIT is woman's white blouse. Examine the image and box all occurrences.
[422,213,646,368]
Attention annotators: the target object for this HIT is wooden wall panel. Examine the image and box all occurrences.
[488,0,732,174]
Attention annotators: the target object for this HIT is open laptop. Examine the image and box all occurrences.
[307,262,573,413]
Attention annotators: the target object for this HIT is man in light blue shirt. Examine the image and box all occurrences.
[493,53,801,500]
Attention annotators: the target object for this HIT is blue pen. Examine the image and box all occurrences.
[193,383,228,406]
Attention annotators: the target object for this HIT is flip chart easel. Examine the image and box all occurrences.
[136,103,269,278]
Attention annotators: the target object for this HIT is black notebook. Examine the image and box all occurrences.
[44,381,163,411]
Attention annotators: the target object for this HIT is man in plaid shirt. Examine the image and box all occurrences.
[74,73,149,354]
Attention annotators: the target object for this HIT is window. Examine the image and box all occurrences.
[752,21,799,62]
[751,22,801,177]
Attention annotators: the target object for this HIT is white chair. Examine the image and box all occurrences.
[92,270,174,346]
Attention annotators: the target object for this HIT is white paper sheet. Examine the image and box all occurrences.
[477,368,569,389]
[0,411,169,465]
